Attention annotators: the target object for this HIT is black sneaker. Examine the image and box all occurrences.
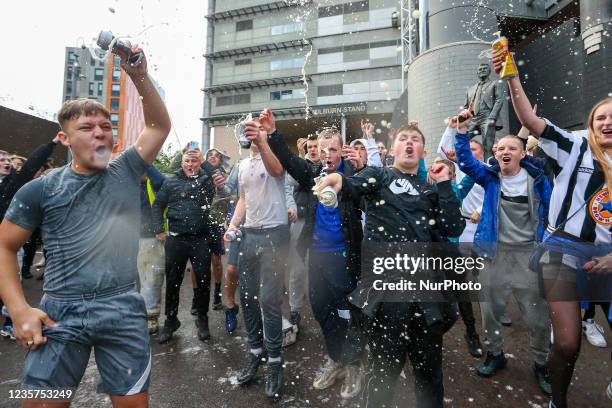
[190,297,197,316]
[464,331,483,358]
[289,311,301,330]
[212,292,223,311]
[158,318,181,344]
[476,352,507,377]
[533,362,552,395]
[196,315,210,341]
[237,352,267,385]
[265,360,283,398]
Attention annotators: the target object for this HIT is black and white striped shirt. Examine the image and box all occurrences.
[540,120,611,267]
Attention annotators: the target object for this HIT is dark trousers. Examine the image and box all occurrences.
[164,235,211,320]
[309,250,363,364]
[363,302,444,408]
[21,228,41,276]
[458,301,477,333]
[238,226,289,359]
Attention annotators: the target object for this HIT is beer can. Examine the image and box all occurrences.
[492,34,518,79]
[319,186,338,208]
[225,229,242,242]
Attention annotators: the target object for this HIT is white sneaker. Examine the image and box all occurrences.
[282,317,297,348]
[582,319,607,348]
[340,363,363,399]
[313,357,346,390]
[607,380,612,400]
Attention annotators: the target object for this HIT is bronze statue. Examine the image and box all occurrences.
[464,63,505,159]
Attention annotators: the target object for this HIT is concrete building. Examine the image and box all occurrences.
[202,0,404,159]
[403,0,612,157]
[61,47,107,104]
[102,54,166,151]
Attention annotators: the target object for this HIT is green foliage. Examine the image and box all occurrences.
[153,145,182,174]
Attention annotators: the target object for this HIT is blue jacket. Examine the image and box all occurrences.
[455,132,552,258]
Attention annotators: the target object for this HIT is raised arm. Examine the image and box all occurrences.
[492,54,546,137]
[17,136,60,184]
[453,112,489,186]
[124,46,172,164]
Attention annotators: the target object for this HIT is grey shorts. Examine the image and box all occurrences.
[22,287,151,396]
[227,239,241,267]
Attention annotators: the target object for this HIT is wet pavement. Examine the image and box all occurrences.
[1,263,610,408]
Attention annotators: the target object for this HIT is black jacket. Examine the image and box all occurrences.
[0,142,57,220]
[151,168,216,236]
[267,130,364,278]
[340,166,465,327]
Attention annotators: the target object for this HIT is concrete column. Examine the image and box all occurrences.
[201,0,216,150]
[579,0,612,113]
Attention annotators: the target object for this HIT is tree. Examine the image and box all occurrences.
[153,145,181,174]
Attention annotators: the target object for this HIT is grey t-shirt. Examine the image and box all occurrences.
[6,147,148,296]
[498,169,535,245]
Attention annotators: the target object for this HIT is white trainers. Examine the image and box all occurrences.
[313,357,346,390]
[582,319,607,348]
[340,363,363,399]
[282,316,297,348]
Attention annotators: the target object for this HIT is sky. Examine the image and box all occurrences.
[0,0,207,152]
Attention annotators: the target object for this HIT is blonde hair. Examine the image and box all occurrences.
[587,98,612,190]
[317,128,342,144]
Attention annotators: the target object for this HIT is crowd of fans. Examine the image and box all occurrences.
[0,45,610,408]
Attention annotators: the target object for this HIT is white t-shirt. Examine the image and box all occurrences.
[239,153,287,229]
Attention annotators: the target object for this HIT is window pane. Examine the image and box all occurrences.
[234,94,251,105]
[111,84,121,97]
[110,99,119,111]
[89,82,94,96]
[343,0,369,14]
[216,96,233,107]
[318,5,342,18]
[94,68,104,81]
[236,20,253,32]
[112,69,121,80]
[318,84,343,97]
[235,59,251,66]
[98,82,103,96]
[270,91,281,101]
[110,113,119,126]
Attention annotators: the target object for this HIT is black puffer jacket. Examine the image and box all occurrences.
[0,142,57,220]
[268,130,363,279]
[151,168,216,236]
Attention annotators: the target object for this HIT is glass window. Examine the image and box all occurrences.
[114,56,121,67]
[270,57,304,70]
[94,68,104,81]
[270,91,281,101]
[110,113,119,126]
[112,69,121,80]
[66,81,73,95]
[235,59,251,66]
[110,98,119,111]
[343,0,369,14]
[271,22,303,35]
[89,82,94,96]
[216,96,233,107]
[318,4,342,18]
[234,94,251,105]
[98,82,103,96]
[318,84,343,97]
[112,128,118,140]
[236,20,253,32]
[111,84,121,97]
